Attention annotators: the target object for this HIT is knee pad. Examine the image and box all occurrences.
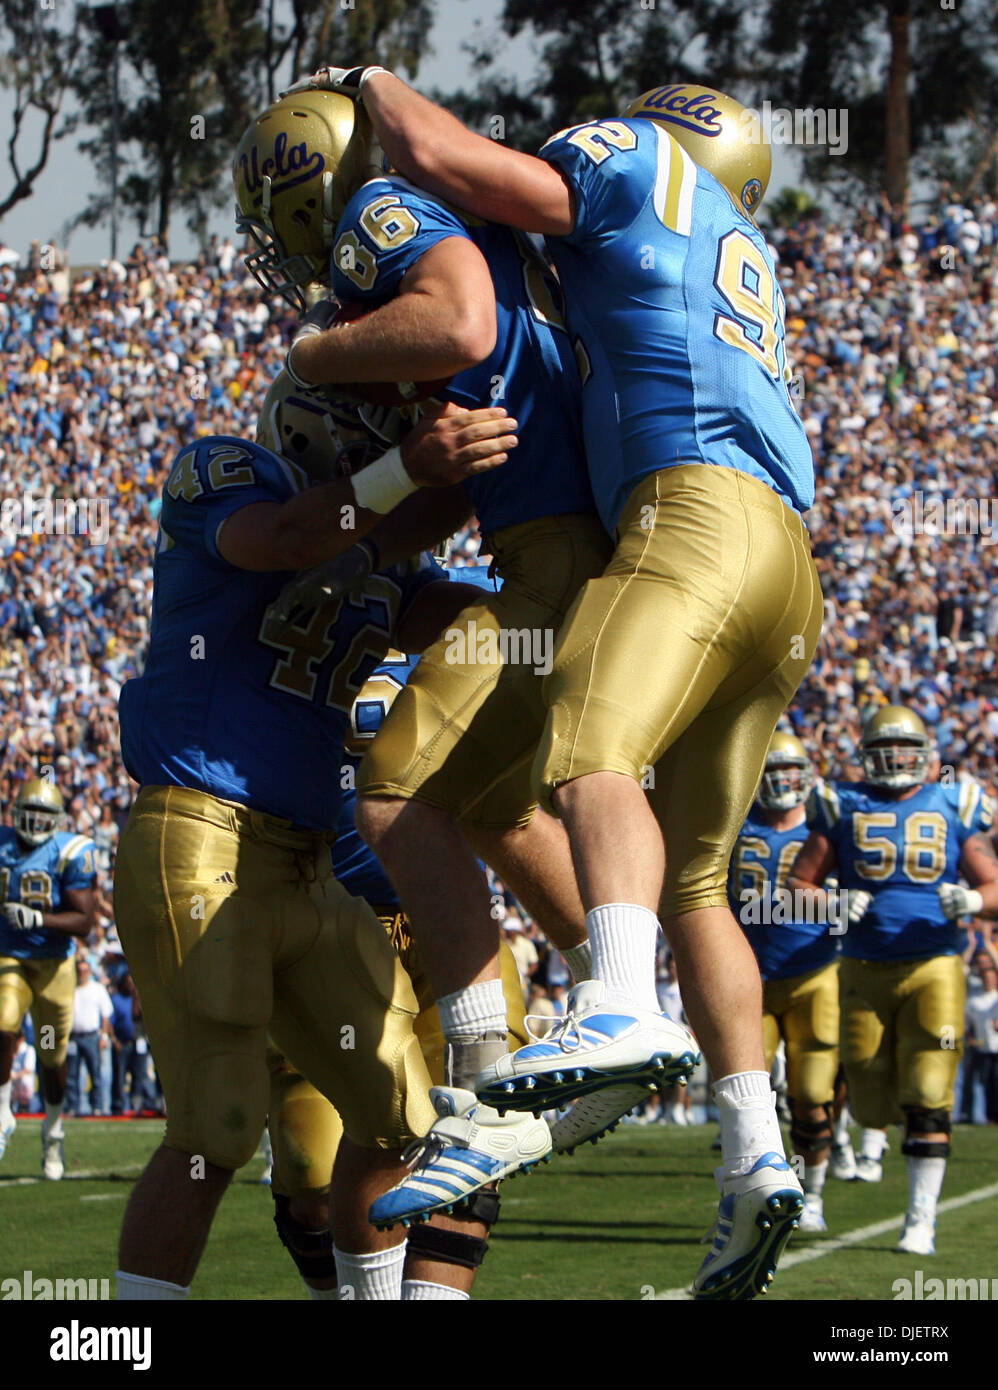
[902,1107,950,1159]
[789,1101,833,1157]
[272,1193,337,1282]
[405,1190,500,1271]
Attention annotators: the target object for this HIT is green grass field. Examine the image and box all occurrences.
[2,1117,996,1300]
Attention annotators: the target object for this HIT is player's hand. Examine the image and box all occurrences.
[400,402,517,488]
[829,888,872,925]
[847,889,872,924]
[280,65,389,99]
[285,299,342,395]
[3,901,44,930]
[271,540,377,624]
[938,882,984,920]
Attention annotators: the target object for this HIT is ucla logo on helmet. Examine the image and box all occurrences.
[238,132,325,206]
[741,177,764,213]
[636,85,724,137]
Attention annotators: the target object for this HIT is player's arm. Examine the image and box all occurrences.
[358,73,575,235]
[219,403,515,572]
[786,831,837,900]
[2,885,97,939]
[938,834,998,921]
[290,238,497,388]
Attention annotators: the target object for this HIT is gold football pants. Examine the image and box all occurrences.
[762,961,839,1107]
[267,918,528,1199]
[113,786,435,1169]
[839,954,965,1126]
[358,512,613,829]
[0,954,76,1067]
[533,466,823,915]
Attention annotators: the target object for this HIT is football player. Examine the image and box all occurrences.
[730,734,850,1233]
[283,67,821,1297]
[233,90,678,1230]
[787,706,998,1255]
[265,643,530,1300]
[0,779,97,1181]
[112,398,519,1300]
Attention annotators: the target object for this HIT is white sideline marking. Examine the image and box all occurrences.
[80,1193,127,1203]
[654,1180,998,1299]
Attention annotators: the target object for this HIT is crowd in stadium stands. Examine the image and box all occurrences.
[1,188,997,1117]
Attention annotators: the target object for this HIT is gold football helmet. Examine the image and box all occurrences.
[624,84,770,219]
[758,732,814,811]
[859,706,932,789]
[255,370,403,482]
[13,778,64,846]
[233,90,383,310]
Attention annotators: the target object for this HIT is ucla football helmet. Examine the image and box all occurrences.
[758,732,814,811]
[624,84,770,219]
[13,778,64,847]
[233,90,383,310]
[859,706,932,790]
[256,369,403,482]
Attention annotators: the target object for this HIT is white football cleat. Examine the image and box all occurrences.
[829,1142,857,1181]
[475,981,700,1114]
[551,1084,648,1153]
[854,1155,883,1183]
[896,1209,936,1256]
[0,1113,15,1161]
[41,1120,65,1181]
[797,1193,827,1233]
[369,1086,552,1228]
[692,1153,804,1301]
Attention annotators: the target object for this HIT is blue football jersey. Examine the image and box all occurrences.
[0,826,97,960]
[538,118,815,532]
[729,812,836,981]
[119,436,443,832]
[333,564,500,904]
[330,177,595,537]
[807,780,994,962]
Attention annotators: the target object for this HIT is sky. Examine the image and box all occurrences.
[0,0,800,266]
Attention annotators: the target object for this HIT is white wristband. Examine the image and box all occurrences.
[351,446,417,514]
[964,889,985,916]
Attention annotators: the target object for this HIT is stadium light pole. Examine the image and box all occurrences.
[92,4,129,263]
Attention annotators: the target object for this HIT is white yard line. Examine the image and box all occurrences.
[0,1163,144,1190]
[655,1180,998,1299]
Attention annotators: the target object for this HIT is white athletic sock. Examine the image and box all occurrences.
[43,1100,64,1138]
[436,979,507,1040]
[402,1280,470,1300]
[305,1280,338,1300]
[562,940,593,984]
[586,903,660,1011]
[714,1072,786,1177]
[859,1127,888,1161]
[906,1156,946,1218]
[333,1243,405,1301]
[804,1160,828,1197]
[833,1104,851,1146]
[0,1080,12,1119]
[116,1270,190,1300]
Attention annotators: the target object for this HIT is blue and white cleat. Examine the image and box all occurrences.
[692,1153,804,1300]
[369,1086,552,1229]
[475,981,700,1115]
[0,1113,15,1161]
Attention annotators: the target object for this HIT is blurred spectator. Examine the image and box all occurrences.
[65,956,112,1115]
